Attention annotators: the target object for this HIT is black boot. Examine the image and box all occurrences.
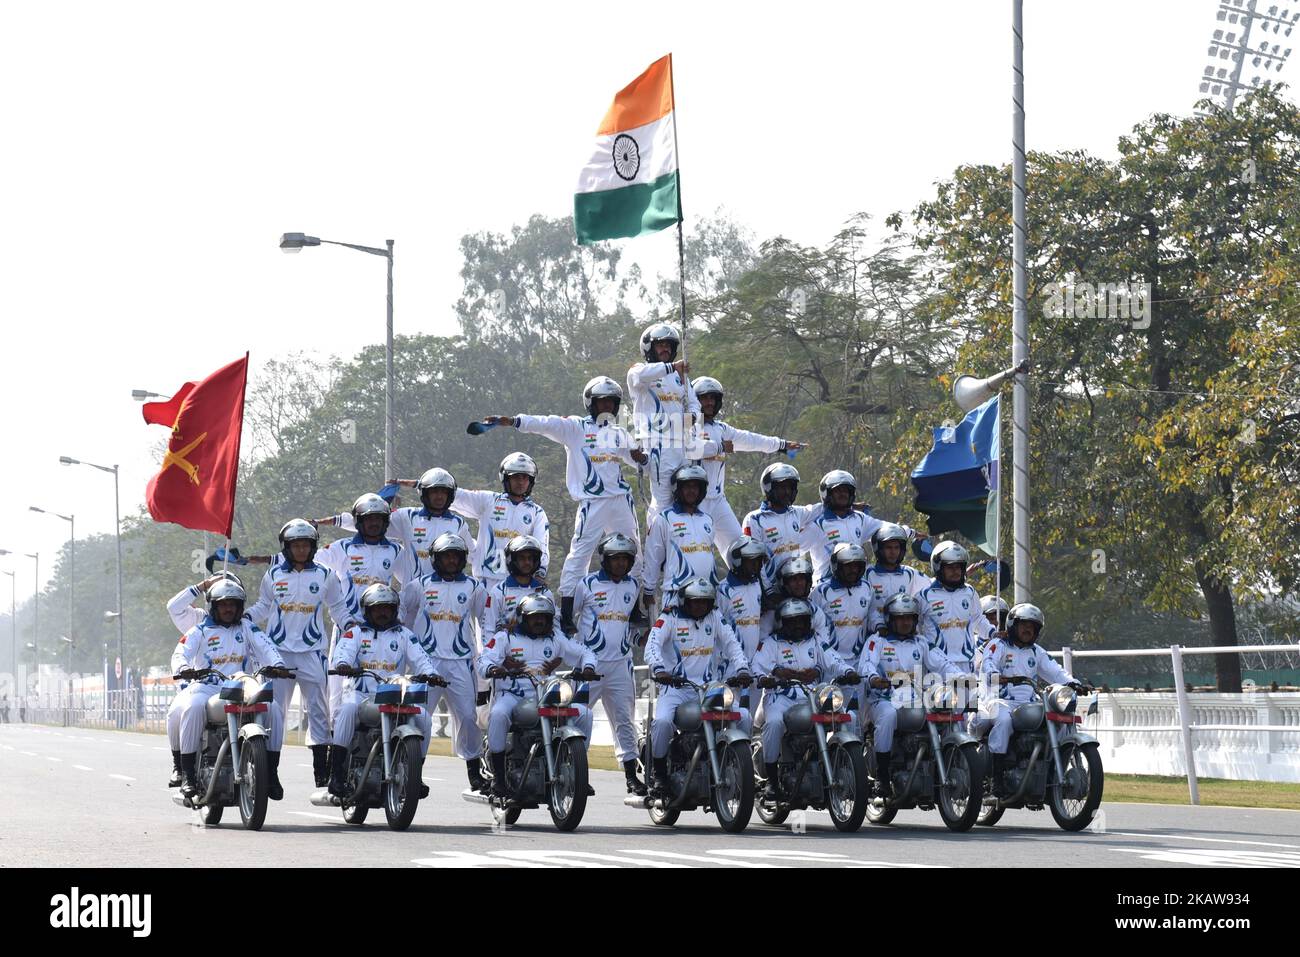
[310,745,329,788]
[489,751,510,798]
[179,752,200,801]
[873,751,893,799]
[560,595,576,636]
[168,750,183,788]
[328,745,351,799]
[623,759,647,796]
[267,750,284,801]
[466,757,487,793]
[648,757,670,800]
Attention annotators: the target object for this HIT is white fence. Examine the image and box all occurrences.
[1058,644,1300,799]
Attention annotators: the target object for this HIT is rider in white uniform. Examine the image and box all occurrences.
[627,323,699,526]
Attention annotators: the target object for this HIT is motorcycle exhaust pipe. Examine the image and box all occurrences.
[995,741,1044,811]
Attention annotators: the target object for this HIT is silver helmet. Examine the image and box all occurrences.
[639,322,681,362]
[882,592,921,620]
[431,532,470,560]
[504,534,543,577]
[871,522,909,560]
[678,577,717,617]
[582,375,624,417]
[691,375,724,412]
[597,532,638,564]
[930,539,970,576]
[670,463,709,503]
[1007,602,1045,641]
[352,493,391,523]
[206,579,247,608]
[516,593,557,631]
[278,518,320,562]
[726,535,769,576]
[360,583,400,610]
[776,597,815,637]
[498,452,537,495]
[416,467,457,509]
[760,462,800,500]
[830,542,869,579]
[777,555,814,583]
[818,469,857,507]
[981,595,1010,616]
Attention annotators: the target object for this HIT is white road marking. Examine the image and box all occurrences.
[621,849,778,867]
[73,765,94,771]
[109,774,136,782]
[45,756,62,762]
[20,750,37,756]
[1112,847,1300,867]
[288,811,344,822]
[152,747,169,752]
[1109,830,1300,850]
[412,851,551,868]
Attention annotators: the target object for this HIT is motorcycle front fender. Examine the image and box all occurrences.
[714,726,749,749]
[943,727,979,749]
[390,722,424,743]
[826,728,862,748]
[552,723,587,743]
[237,722,269,743]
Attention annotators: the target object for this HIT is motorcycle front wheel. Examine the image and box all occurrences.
[1049,743,1103,832]
[384,737,422,831]
[827,743,868,833]
[937,743,982,832]
[714,740,754,834]
[237,737,269,831]
[548,737,588,832]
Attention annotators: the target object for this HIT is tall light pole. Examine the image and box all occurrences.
[59,457,124,678]
[1011,0,1031,604]
[1199,1,1299,113]
[2,569,14,683]
[29,508,73,672]
[280,232,396,483]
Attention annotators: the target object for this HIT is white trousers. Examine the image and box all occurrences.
[587,659,638,764]
[559,494,643,597]
[425,658,481,760]
[271,648,331,749]
[700,495,744,559]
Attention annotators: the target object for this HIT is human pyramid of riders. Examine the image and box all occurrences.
[164,322,1099,832]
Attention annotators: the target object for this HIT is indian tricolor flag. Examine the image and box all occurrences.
[574,54,681,245]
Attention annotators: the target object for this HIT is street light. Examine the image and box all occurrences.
[1197,0,1300,113]
[60,456,124,680]
[131,389,168,401]
[29,507,73,676]
[2,569,14,682]
[279,231,396,483]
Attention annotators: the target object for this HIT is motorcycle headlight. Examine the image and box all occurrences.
[542,678,574,707]
[703,683,734,711]
[815,684,844,713]
[1046,684,1076,714]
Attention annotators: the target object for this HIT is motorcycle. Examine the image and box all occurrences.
[171,665,294,830]
[752,678,869,832]
[864,675,985,832]
[628,676,754,833]
[313,669,444,830]
[975,679,1103,831]
[466,668,595,831]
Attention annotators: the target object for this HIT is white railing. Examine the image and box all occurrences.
[1056,644,1300,801]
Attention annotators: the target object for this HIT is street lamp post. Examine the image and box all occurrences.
[279,232,395,483]
[59,457,124,679]
[2,569,14,680]
[29,508,73,676]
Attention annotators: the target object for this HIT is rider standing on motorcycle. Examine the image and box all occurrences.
[399,532,489,792]
[717,536,769,663]
[645,578,754,800]
[752,598,859,788]
[642,463,716,613]
[328,583,441,799]
[687,375,803,556]
[742,463,820,591]
[170,580,290,801]
[813,543,874,664]
[917,541,993,675]
[243,520,357,790]
[478,594,599,798]
[864,524,930,636]
[857,593,962,797]
[573,533,646,796]
[803,471,919,583]
[973,603,1088,773]
[627,323,699,527]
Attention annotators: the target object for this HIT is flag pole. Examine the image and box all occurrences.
[668,54,687,360]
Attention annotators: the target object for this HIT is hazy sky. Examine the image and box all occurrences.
[0,1,1282,589]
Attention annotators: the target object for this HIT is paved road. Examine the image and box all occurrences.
[2,723,1297,868]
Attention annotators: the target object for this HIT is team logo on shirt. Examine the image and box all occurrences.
[1027,656,1036,667]
[623,593,632,604]
[457,593,467,604]
[309,583,320,594]
[389,639,400,652]
[382,559,392,570]
[522,514,532,525]
[704,625,712,635]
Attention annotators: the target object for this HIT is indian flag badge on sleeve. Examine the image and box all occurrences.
[575,54,681,244]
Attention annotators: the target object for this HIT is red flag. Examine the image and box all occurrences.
[144,355,249,538]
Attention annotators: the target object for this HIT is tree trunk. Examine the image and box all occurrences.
[1195,566,1243,693]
